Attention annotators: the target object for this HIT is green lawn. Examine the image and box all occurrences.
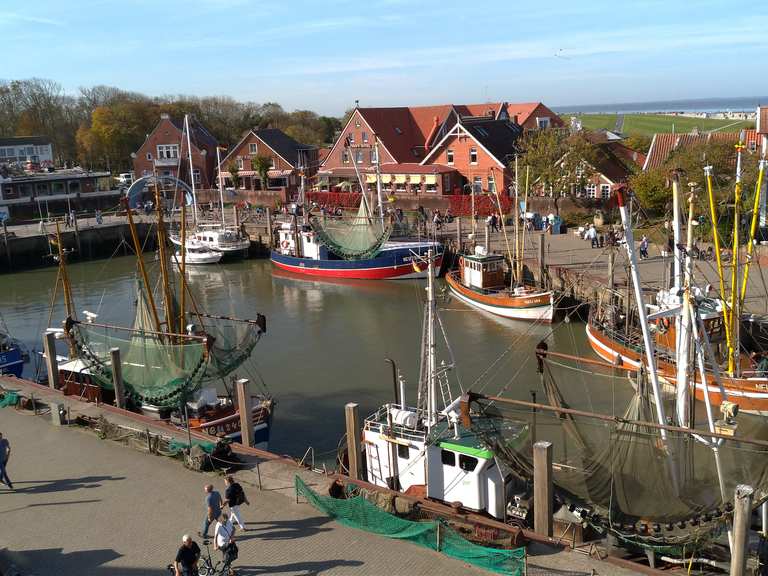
[576,113,753,137]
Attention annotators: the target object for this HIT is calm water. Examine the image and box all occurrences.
[1,256,600,457]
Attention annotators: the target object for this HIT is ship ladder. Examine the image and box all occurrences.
[436,361,454,412]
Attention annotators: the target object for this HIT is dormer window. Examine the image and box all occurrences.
[249,143,258,154]
[536,117,551,129]
[470,147,478,164]
[394,127,402,135]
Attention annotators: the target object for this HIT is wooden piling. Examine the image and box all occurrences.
[539,235,546,289]
[345,402,362,480]
[43,331,58,390]
[2,220,11,270]
[730,484,754,576]
[73,212,82,254]
[266,208,273,247]
[533,440,553,537]
[110,347,126,409]
[236,378,255,448]
[456,217,462,252]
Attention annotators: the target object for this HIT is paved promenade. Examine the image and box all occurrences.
[0,406,644,576]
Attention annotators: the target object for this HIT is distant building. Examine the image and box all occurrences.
[318,101,552,195]
[0,136,54,167]
[218,128,317,201]
[0,167,114,219]
[131,113,218,188]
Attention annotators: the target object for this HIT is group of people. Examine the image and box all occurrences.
[173,476,250,576]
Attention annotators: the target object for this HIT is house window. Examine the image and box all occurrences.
[270,157,276,168]
[370,149,378,164]
[146,152,152,160]
[749,141,757,152]
[249,143,258,154]
[348,132,355,145]
[237,157,244,170]
[397,444,409,459]
[470,147,478,164]
[537,117,551,129]
[446,149,454,165]
[362,131,368,144]
[441,450,456,467]
[342,151,349,164]
[355,118,361,128]
[473,176,483,193]
[586,183,597,198]
[600,184,611,199]
[355,150,363,164]
[382,181,392,193]
[394,127,402,135]
[193,169,201,185]
[488,173,496,194]
[156,144,179,159]
[396,180,406,193]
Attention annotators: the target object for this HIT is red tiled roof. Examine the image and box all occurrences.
[644,130,757,171]
[454,102,504,119]
[505,102,564,127]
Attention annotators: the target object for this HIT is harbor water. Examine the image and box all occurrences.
[2,256,631,457]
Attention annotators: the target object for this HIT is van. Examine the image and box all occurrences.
[116,173,134,186]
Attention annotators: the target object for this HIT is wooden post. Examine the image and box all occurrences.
[43,330,58,389]
[456,217,462,252]
[730,484,754,576]
[608,248,615,295]
[2,220,11,270]
[266,208,273,247]
[533,441,553,537]
[73,211,82,254]
[235,378,255,448]
[345,402,362,480]
[110,347,126,409]
[539,234,546,289]
[485,222,490,253]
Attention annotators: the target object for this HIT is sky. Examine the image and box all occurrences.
[2,0,768,115]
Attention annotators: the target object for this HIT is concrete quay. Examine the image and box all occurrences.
[0,375,646,575]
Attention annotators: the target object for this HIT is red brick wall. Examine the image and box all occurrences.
[132,117,216,188]
[322,110,395,169]
[427,135,510,194]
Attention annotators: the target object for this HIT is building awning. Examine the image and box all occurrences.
[409,175,421,184]
[380,174,392,183]
[394,175,407,184]
[268,170,292,177]
[425,175,437,185]
[365,174,377,183]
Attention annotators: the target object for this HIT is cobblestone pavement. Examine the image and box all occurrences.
[0,408,492,576]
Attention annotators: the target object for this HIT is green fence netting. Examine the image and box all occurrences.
[0,390,19,408]
[294,475,526,575]
[167,438,216,455]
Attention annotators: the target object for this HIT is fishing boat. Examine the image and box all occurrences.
[587,148,768,414]
[445,247,553,322]
[0,318,26,378]
[48,185,274,447]
[175,242,223,265]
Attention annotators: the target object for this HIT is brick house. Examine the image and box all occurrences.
[218,128,317,201]
[131,113,218,189]
[318,101,552,195]
[504,102,564,131]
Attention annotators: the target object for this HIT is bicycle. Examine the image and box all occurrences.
[166,539,235,576]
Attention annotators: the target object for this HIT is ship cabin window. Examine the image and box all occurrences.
[397,444,409,459]
[459,454,478,472]
[441,449,456,467]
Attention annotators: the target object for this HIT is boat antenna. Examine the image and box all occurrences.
[426,249,437,432]
[740,151,767,305]
[216,146,226,229]
[728,140,745,376]
[184,114,199,225]
[374,136,384,227]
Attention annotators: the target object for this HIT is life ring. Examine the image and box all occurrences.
[458,256,464,268]
[208,426,217,435]
[281,240,290,250]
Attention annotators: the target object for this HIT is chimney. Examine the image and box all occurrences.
[512,115,519,125]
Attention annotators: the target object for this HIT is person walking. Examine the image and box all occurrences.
[224,476,249,531]
[213,511,237,574]
[639,235,649,260]
[173,534,201,576]
[0,432,12,489]
[199,484,222,538]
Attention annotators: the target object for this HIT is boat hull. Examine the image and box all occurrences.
[586,321,768,415]
[445,271,554,323]
[0,346,24,378]
[270,243,443,280]
[188,401,273,450]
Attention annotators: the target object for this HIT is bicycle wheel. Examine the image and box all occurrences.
[197,560,213,576]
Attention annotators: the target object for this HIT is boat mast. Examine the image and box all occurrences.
[216,146,226,228]
[374,137,384,227]
[184,115,199,225]
[675,185,696,427]
[154,179,175,335]
[615,187,668,436]
[179,199,186,336]
[521,165,529,283]
[122,198,163,335]
[513,156,520,285]
[729,141,745,376]
[671,176,683,290]
[740,154,767,304]
[426,249,437,432]
[54,220,75,322]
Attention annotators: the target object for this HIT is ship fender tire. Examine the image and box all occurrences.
[281,240,290,250]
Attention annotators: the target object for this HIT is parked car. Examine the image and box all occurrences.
[115,173,134,187]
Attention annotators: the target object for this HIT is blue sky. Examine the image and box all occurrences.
[2,0,767,115]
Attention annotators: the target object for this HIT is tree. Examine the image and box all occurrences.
[251,156,272,191]
[624,134,652,154]
[228,161,240,190]
[629,169,668,213]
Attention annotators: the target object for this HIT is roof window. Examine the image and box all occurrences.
[394,127,403,135]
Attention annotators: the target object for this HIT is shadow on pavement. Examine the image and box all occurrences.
[244,516,333,541]
[10,475,127,494]
[2,498,101,514]
[235,559,364,575]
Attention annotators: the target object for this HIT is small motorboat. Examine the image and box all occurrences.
[176,244,223,265]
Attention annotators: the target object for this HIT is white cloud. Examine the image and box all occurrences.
[0,11,63,26]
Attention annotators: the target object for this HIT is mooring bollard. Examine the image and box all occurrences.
[110,347,126,409]
[730,484,754,576]
[345,403,362,480]
[43,330,58,390]
[236,378,255,448]
[533,440,553,537]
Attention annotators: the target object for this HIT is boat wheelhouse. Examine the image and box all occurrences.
[445,246,554,322]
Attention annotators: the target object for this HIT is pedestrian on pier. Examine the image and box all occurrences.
[64,211,71,228]
[200,483,222,538]
[0,432,12,489]
[173,534,200,576]
[95,209,103,225]
[214,511,238,572]
[224,476,249,530]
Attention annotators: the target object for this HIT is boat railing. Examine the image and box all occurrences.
[363,403,427,442]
